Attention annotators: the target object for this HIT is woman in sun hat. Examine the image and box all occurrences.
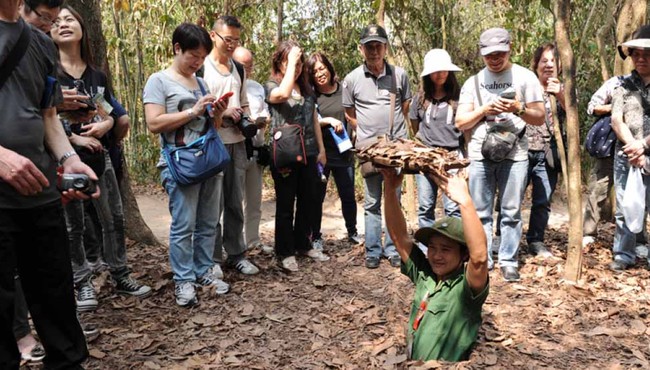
[409,49,464,230]
[610,25,650,271]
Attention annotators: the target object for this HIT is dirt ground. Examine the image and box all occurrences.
[30,184,650,369]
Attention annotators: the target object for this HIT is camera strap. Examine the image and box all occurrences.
[0,19,32,91]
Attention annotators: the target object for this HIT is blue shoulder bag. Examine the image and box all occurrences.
[162,78,230,186]
[585,115,616,158]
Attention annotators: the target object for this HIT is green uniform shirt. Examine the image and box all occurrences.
[401,246,489,361]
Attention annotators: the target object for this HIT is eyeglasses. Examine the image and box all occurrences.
[215,33,240,46]
[630,50,650,60]
[31,7,56,26]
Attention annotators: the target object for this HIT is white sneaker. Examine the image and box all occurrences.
[234,258,259,275]
[280,256,299,272]
[196,266,230,295]
[306,248,330,262]
[582,236,595,248]
[175,282,198,307]
[210,263,224,279]
[261,244,274,254]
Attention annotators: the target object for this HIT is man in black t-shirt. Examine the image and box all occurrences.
[0,1,98,368]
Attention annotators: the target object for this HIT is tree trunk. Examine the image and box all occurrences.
[276,0,283,43]
[614,0,647,76]
[595,0,616,81]
[65,0,160,246]
[554,0,583,282]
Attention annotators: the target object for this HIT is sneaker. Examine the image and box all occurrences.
[365,256,380,269]
[175,281,198,307]
[196,266,230,295]
[608,260,631,272]
[81,322,100,342]
[582,236,595,248]
[500,266,521,282]
[280,256,299,272]
[210,263,224,279]
[260,244,275,254]
[348,232,362,244]
[233,258,259,275]
[528,242,553,258]
[388,255,401,268]
[312,238,324,251]
[76,280,98,312]
[20,343,45,363]
[306,248,330,262]
[114,275,152,298]
[635,244,649,259]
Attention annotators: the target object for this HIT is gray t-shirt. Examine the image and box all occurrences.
[409,93,461,149]
[342,63,412,146]
[142,71,211,167]
[459,63,543,161]
[0,19,63,209]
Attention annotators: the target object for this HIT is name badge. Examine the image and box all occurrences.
[378,89,389,96]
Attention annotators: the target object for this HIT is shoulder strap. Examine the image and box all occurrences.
[473,74,483,106]
[0,20,32,91]
[232,59,245,87]
[388,64,397,140]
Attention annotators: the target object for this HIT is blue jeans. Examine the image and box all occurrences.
[612,153,650,264]
[313,165,358,239]
[416,173,460,228]
[161,167,220,283]
[469,159,528,268]
[364,174,401,259]
[526,151,558,244]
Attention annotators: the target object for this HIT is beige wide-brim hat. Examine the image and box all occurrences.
[420,49,462,77]
[618,25,650,59]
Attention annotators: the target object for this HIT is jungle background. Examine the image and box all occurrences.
[33,0,650,369]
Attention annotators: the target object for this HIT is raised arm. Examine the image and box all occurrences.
[381,168,412,262]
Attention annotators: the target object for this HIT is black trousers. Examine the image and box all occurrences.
[271,157,318,258]
[0,201,87,370]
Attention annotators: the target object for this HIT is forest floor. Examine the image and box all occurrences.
[24,183,650,369]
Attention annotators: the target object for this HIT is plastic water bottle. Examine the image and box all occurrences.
[317,163,327,183]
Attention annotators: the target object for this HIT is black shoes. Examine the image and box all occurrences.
[500,266,521,282]
[365,256,380,269]
[389,255,401,268]
[528,242,553,258]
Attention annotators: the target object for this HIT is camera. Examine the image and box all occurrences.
[57,174,97,195]
[236,114,259,138]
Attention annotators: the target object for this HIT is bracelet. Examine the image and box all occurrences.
[186,108,196,119]
[58,151,78,166]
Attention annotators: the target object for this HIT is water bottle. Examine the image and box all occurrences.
[317,163,327,183]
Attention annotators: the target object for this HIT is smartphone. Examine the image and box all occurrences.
[499,87,516,100]
[218,91,234,102]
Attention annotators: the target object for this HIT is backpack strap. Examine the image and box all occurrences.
[0,20,32,91]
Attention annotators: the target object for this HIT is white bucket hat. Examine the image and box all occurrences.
[618,25,650,59]
[420,49,462,77]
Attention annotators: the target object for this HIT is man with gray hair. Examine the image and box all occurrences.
[342,24,412,269]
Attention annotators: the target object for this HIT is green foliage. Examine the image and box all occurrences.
[101,0,626,183]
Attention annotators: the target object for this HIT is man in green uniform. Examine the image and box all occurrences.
[382,168,489,361]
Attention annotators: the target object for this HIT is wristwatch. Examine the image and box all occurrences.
[514,103,526,117]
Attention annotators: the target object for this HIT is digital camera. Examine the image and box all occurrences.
[236,114,259,138]
[57,174,97,195]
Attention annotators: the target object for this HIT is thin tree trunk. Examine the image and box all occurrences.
[595,0,616,81]
[554,0,582,282]
[614,0,647,76]
[65,0,160,246]
[276,0,283,43]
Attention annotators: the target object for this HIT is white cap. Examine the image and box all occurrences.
[420,49,462,77]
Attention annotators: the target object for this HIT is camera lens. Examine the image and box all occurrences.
[72,178,87,190]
